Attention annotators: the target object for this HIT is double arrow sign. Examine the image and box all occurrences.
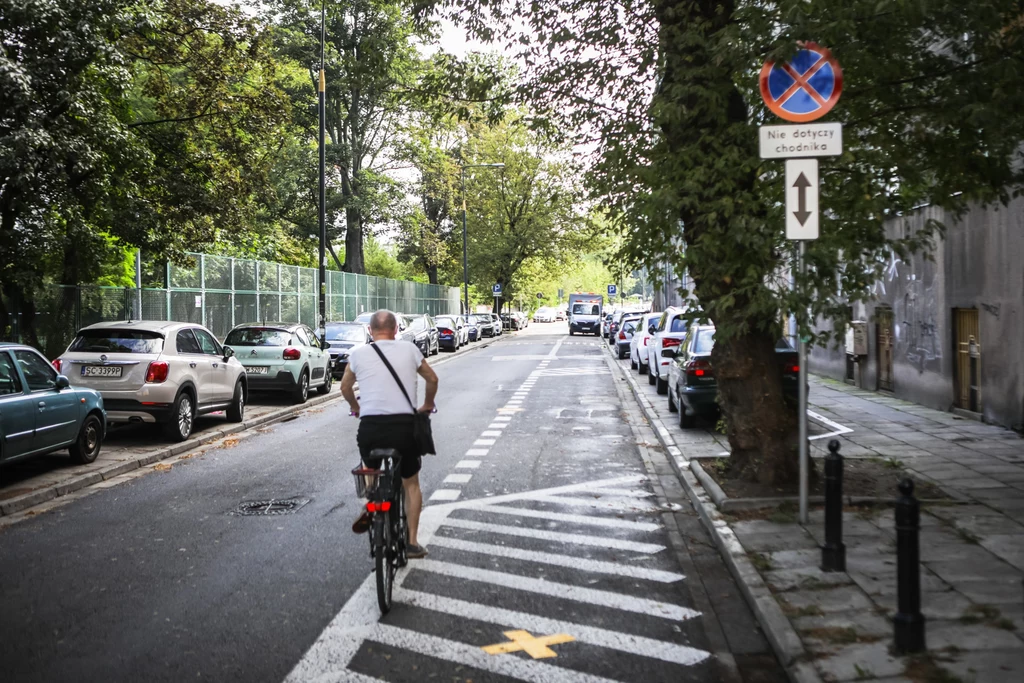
[785,159,818,240]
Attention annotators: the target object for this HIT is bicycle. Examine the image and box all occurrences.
[352,448,408,614]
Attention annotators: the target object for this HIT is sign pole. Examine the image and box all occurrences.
[798,241,809,524]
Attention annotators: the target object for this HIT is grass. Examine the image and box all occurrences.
[853,663,874,680]
[959,604,1018,631]
[781,601,824,618]
[748,551,773,572]
[904,653,965,683]
[801,626,881,646]
[769,500,799,524]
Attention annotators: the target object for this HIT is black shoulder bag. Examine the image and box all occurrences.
[369,343,436,455]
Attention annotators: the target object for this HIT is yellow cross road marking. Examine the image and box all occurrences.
[482,630,576,659]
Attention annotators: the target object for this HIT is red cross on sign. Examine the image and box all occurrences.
[760,43,842,123]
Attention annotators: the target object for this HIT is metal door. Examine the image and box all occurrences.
[954,308,981,412]
[877,308,894,392]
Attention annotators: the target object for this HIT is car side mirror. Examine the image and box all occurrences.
[55,375,70,390]
[222,346,235,361]
[648,325,657,335]
[663,349,676,359]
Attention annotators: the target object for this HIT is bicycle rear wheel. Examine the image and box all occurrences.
[374,517,394,613]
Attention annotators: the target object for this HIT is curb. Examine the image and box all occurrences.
[607,347,824,683]
[0,336,506,518]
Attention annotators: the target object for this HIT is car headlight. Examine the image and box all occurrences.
[340,353,349,360]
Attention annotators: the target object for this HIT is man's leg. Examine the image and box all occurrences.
[403,472,422,547]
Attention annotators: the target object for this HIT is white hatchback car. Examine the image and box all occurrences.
[630,312,662,375]
[224,322,333,403]
[55,321,247,442]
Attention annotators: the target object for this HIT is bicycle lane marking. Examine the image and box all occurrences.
[283,474,710,683]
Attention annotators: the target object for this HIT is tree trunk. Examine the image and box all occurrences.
[713,331,799,485]
[426,264,438,285]
[344,206,364,274]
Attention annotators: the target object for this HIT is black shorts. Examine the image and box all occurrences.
[357,415,422,479]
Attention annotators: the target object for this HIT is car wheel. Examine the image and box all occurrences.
[69,413,103,464]
[569,329,574,336]
[630,357,638,370]
[679,404,696,429]
[293,370,309,404]
[165,392,195,442]
[227,380,246,422]
[317,369,333,395]
[656,374,668,395]
[667,388,678,413]
[638,360,648,375]
[648,368,657,385]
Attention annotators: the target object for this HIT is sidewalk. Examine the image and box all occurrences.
[615,358,1024,683]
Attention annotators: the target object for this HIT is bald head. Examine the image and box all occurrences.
[369,310,398,340]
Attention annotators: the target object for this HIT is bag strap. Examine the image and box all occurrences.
[369,343,417,414]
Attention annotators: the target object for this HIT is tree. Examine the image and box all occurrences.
[268,0,428,274]
[431,0,1024,484]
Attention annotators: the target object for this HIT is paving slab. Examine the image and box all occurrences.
[811,641,906,681]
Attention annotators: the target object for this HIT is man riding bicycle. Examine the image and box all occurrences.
[341,310,438,559]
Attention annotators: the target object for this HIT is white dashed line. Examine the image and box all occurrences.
[465,448,489,456]
[442,517,665,553]
[429,489,462,501]
[444,474,473,484]
[473,439,496,446]
[455,460,481,469]
[493,416,512,422]
[481,430,502,437]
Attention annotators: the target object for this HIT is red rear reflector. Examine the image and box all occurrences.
[283,347,301,360]
[146,361,169,383]
[662,337,682,348]
[366,501,392,513]
[643,338,648,346]
[52,359,62,373]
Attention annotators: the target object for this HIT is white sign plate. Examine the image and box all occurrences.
[785,159,818,240]
[760,123,842,159]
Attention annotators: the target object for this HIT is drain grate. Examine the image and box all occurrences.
[234,498,310,516]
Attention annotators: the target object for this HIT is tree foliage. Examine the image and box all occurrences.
[430,0,1024,483]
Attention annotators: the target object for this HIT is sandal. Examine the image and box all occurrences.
[351,512,371,534]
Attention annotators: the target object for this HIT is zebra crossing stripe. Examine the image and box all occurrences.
[459,504,660,531]
[413,560,699,621]
[429,536,685,583]
[525,494,660,512]
[586,488,655,498]
[442,517,665,554]
[367,624,622,683]
[395,589,711,667]
[430,489,462,501]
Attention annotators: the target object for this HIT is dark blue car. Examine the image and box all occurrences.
[0,343,106,466]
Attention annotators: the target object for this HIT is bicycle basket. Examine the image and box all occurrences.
[351,466,382,499]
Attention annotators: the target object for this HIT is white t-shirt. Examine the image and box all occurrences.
[347,340,423,416]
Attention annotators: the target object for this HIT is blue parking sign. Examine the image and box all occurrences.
[607,284,617,297]
[492,283,502,296]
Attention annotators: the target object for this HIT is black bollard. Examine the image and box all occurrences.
[893,478,926,653]
[821,439,846,572]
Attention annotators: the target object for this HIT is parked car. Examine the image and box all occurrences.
[56,321,247,441]
[516,311,529,328]
[555,308,567,321]
[648,307,690,395]
[403,314,439,356]
[353,312,373,325]
[321,322,372,377]
[1,343,106,466]
[489,313,503,336]
[630,312,663,375]
[601,311,616,338]
[225,322,332,404]
[533,307,554,323]
[435,315,468,351]
[608,309,645,346]
[500,313,524,331]
[613,314,644,359]
[667,324,799,427]
[462,315,481,342]
[469,314,495,338]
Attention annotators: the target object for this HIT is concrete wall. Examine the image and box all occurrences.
[809,198,1024,431]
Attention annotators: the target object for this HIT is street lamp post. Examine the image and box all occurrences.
[461,163,505,315]
[317,0,327,338]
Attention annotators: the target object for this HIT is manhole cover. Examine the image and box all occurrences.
[234,498,310,516]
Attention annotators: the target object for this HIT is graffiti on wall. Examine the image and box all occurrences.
[877,248,942,373]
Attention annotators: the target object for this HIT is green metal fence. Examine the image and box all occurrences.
[3,252,460,356]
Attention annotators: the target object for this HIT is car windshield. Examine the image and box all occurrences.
[324,325,365,342]
[469,315,487,323]
[669,317,688,333]
[573,304,600,315]
[436,317,456,328]
[224,328,292,346]
[354,313,372,324]
[69,330,164,354]
[694,329,716,354]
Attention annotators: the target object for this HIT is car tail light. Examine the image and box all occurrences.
[283,347,301,360]
[439,327,452,335]
[686,359,714,378]
[146,361,169,383]
[662,337,682,349]
[52,359,62,373]
[785,363,799,374]
[366,501,391,512]
[618,331,626,340]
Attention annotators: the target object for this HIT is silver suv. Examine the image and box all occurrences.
[54,321,247,442]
